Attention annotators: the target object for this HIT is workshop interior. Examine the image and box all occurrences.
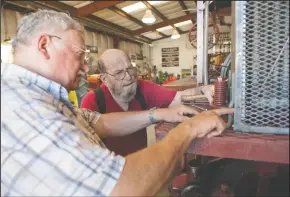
[1,1,289,196]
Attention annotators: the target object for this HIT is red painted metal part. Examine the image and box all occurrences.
[155,122,289,164]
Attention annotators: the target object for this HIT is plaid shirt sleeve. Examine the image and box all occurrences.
[1,63,126,197]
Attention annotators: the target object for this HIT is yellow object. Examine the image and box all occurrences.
[68,91,78,107]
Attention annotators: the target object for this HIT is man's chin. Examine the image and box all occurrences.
[68,79,81,91]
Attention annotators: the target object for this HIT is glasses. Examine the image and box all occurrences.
[105,67,137,80]
[45,34,89,64]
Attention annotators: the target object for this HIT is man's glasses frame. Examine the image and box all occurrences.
[45,34,89,64]
[104,67,137,80]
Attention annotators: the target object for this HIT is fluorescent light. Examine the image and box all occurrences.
[122,2,146,13]
[142,9,156,24]
[174,20,192,27]
[148,1,168,5]
[156,26,173,32]
[74,1,91,8]
[171,29,180,39]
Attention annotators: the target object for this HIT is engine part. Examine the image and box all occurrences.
[214,77,227,107]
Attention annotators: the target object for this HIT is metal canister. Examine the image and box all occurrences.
[169,173,189,197]
[187,159,200,181]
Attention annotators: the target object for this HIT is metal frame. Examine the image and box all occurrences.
[233,1,289,134]
[196,1,204,84]
[203,1,209,85]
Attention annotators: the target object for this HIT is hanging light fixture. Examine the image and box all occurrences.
[171,29,180,39]
[142,9,156,24]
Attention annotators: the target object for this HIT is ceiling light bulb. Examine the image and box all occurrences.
[171,29,180,39]
[142,9,156,24]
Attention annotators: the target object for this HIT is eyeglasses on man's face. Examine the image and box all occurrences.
[105,67,137,80]
[45,34,89,65]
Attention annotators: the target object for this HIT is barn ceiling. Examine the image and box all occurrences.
[2,1,231,44]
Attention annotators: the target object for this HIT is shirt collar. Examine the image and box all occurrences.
[1,63,70,103]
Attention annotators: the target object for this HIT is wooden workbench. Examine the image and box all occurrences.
[155,122,289,164]
[160,79,289,164]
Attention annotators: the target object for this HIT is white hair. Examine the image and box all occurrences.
[12,10,84,51]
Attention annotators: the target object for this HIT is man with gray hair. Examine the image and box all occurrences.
[1,10,233,196]
[81,49,215,156]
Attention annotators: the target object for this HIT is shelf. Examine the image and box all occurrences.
[155,122,289,164]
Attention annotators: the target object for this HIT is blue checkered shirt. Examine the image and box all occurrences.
[1,63,125,196]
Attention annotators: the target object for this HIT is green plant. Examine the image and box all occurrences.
[158,71,165,84]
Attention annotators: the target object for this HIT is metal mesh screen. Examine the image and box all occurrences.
[234,1,289,134]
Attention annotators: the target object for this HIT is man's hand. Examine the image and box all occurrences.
[154,105,200,123]
[201,85,215,105]
[176,108,234,140]
[110,108,234,196]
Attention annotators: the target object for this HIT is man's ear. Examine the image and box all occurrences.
[38,34,50,59]
[100,74,107,85]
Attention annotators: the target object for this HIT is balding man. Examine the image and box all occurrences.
[1,10,233,196]
[81,49,215,156]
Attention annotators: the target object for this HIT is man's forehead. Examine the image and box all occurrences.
[103,51,130,69]
[63,30,85,48]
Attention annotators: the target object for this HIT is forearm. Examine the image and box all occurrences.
[95,109,164,138]
[110,124,194,196]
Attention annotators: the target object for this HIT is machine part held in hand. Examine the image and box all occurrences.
[214,76,227,107]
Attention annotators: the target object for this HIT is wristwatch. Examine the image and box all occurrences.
[149,107,158,124]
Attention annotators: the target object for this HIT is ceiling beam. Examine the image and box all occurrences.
[142,1,183,34]
[155,31,168,37]
[41,1,78,15]
[9,1,152,44]
[132,14,194,35]
[2,1,34,14]
[86,15,153,44]
[86,14,131,34]
[39,1,133,35]
[77,1,122,17]
[142,30,168,38]
[142,1,167,20]
[84,26,151,45]
[109,5,168,39]
[152,30,190,42]
[179,1,195,24]
[109,6,145,27]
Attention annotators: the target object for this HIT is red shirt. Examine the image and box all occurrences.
[81,80,177,156]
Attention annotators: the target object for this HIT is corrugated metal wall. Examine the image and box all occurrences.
[119,40,142,55]
[1,8,142,59]
[1,9,24,42]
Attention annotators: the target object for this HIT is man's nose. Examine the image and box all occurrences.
[124,70,132,80]
[82,61,89,73]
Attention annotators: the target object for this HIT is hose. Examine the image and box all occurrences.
[220,54,231,78]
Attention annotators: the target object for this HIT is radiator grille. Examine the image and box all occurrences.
[234,1,289,134]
